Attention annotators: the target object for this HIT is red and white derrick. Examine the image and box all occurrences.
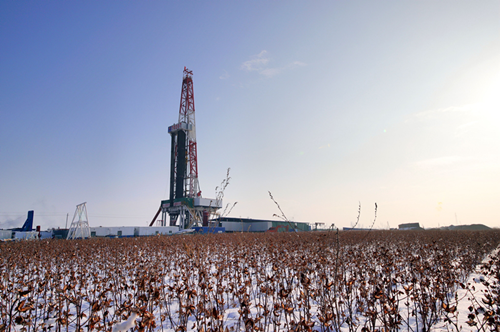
[177,67,200,199]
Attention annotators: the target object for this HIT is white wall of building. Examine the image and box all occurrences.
[90,226,179,237]
[14,231,38,240]
[137,226,178,236]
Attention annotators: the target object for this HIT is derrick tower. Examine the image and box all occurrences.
[151,67,221,229]
[170,67,200,201]
[67,202,91,240]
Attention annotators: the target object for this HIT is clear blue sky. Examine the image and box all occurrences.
[1,1,499,230]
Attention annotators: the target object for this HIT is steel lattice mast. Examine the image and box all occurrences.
[151,67,221,229]
[178,67,200,198]
[67,202,91,239]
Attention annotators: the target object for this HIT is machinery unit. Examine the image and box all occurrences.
[151,68,221,229]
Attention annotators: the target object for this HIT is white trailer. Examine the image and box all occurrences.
[115,227,135,237]
[39,231,52,239]
[0,230,12,240]
[90,226,179,237]
[90,227,135,237]
[91,227,112,237]
[14,231,38,240]
[136,226,178,237]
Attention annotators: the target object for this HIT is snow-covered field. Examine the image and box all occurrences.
[1,230,499,332]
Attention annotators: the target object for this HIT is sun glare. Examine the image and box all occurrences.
[480,70,500,121]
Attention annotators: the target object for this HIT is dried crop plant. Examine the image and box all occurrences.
[268,191,298,232]
[211,168,238,224]
[1,230,500,332]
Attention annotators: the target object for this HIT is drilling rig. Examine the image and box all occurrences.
[150,67,221,229]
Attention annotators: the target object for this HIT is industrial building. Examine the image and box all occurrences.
[0,210,49,240]
[215,217,311,232]
[398,222,423,230]
[90,226,180,238]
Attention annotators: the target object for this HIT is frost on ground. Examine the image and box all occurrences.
[1,230,499,332]
[112,312,138,332]
[432,246,500,332]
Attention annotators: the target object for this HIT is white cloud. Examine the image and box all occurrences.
[259,67,281,78]
[241,51,306,78]
[241,50,269,72]
[409,104,474,122]
[455,121,479,136]
[404,103,486,141]
[291,61,306,67]
[414,155,469,169]
[219,70,230,80]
